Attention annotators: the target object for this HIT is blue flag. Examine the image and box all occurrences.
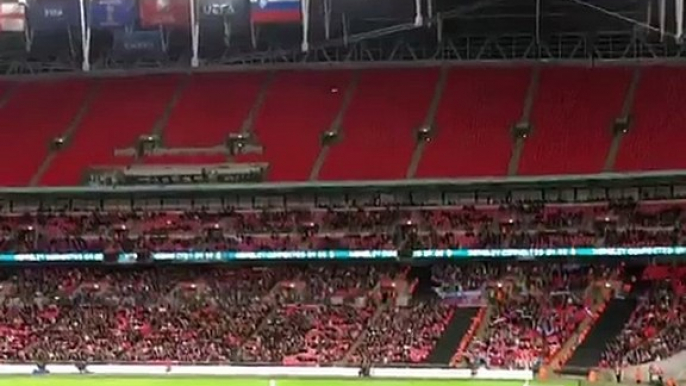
[89,0,136,28]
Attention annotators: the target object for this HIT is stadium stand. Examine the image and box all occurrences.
[599,266,686,367]
[461,263,618,369]
[615,66,686,172]
[3,66,686,187]
[162,73,265,150]
[0,259,647,369]
[319,68,439,181]
[519,67,631,175]
[0,198,685,253]
[415,67,531,178]
[0,80,90,186]
[241,70,353,181]
[40,76,181,186]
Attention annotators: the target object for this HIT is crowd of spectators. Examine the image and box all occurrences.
[600,276,686,367]
[0,263,425,364]
[1,199,685,253]
[0,255,675,368]
[464,263,611,369]
[0,265,285,362]
[241,304,375,364]
[350,300,455,364]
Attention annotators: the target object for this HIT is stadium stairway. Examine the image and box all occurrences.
[240,71,276,135]
[406,66,449,179]
[30,81,100,187]
[150,76,192,143]
[407,264,480,365]
[507,66,540,176]
[426,308,479,365]
[564,297,637,369]
[319,68,439,180]
[340,303,387,364]
[117,75,190,164]
[309,71,360,181]
[603,67,641,172]
[415,67,530,178]
[615,66,686,171]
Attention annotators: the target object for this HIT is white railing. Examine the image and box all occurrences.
[0,364,534,380]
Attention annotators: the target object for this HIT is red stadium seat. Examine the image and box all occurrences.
[416,67,531,178]
[519,67,631,175]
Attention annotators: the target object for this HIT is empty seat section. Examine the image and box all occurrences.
[244,70,352,181]
[615,67,686,171]
[416,68,530,178]
[519,67,630,175]
[319,69,438,181]
[40,75,180,186]
[163,73,266,148]
[0,80,89,186]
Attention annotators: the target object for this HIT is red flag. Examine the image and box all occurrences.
[139,0,189,27]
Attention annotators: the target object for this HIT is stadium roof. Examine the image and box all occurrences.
[0,0,681,74]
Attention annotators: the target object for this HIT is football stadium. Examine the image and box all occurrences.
[0,0,685,385]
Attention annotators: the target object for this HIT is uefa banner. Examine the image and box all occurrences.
[26,0,79,30]
[112,29,165,59]
[139,0,190,27]
[199,0,249,30]
[89,0,136,28]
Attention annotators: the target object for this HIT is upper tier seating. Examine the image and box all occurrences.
[40,76,181,186]
[615,67,686,171]
[319,69,439,181]
[239,70,353,181]
[519,67,631,175]
[0,80,90,186]
[163,73,265,149]
[416,67,530,178]
[3,65,686,186]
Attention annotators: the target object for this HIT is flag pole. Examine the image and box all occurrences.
[414,0,423,26]
[301,0,309,52]
[676,0,684,41]
[78,0,90,71]
[190,0,199,67]
[323,0,330,40]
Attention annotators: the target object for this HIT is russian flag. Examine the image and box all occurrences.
[250,0,301,23]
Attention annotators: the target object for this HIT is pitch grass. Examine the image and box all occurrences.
[0,378,580,386]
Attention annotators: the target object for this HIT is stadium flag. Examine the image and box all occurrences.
[199,0,247,24]
[0,2,26,31]
[139,0,190,28]
[250,0,301,24]
[89,0,136,28]
[676,0,683,40]
[198,0,248,48]
[26,0,80,30]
